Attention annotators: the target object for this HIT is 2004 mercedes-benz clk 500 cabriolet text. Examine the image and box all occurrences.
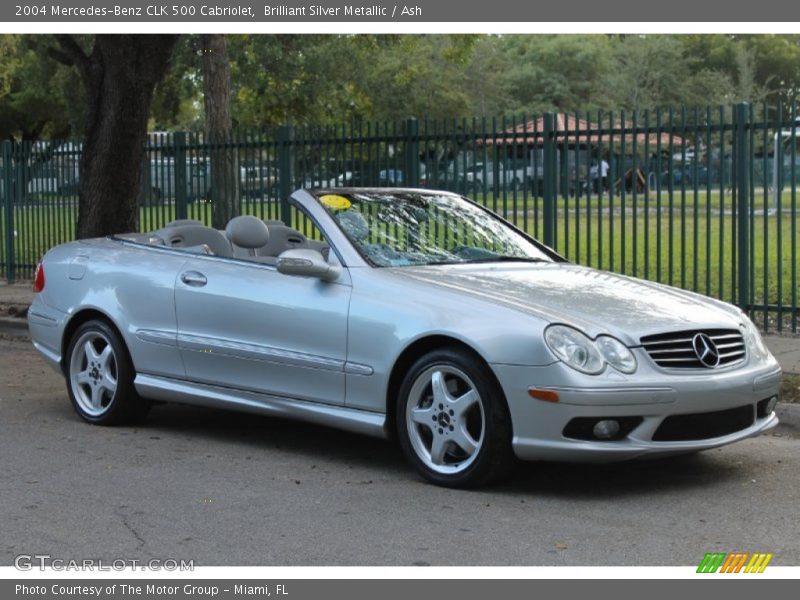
[28,188,781,487]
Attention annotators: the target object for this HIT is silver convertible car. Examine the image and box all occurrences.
[28,188,781,487]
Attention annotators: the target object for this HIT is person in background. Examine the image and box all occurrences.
[600,157,610,192]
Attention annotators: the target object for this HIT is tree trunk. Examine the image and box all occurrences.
[53,35,178,238]
[202,34,239,229]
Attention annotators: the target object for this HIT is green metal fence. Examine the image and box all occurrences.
[1,102,798,333]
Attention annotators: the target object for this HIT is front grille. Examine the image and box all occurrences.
[653,405,755,441]
[640,328,746,369]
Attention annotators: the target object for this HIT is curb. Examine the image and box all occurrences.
[0,316,28,338]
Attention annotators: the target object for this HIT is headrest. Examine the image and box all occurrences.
[337,210,369,241]
[225,216,270,249]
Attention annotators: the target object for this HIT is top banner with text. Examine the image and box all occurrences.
[3,0,799,22]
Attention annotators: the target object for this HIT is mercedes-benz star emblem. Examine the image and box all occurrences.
[692,333,720,368]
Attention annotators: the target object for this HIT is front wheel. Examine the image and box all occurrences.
[66,320,148,425]
[396,348,515,487]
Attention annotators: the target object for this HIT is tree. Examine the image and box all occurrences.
[500,35,613,114]
[228,35,376,126]
[0,36,81,140]
[738,35,800,106]
[680,34,800,107]
[603,35,730,112]
[730,45,770,104]
[202,34,239,229]
[150,36,204,131]
[461,36,512,118]
[50,34,178,238]
[362,35,478,120]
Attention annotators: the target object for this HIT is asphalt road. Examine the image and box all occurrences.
[1,335,798,567]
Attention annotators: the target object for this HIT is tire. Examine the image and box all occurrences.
[396,347,515,488]
[65,319,149,425]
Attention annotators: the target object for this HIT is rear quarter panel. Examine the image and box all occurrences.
[34,238,189,378]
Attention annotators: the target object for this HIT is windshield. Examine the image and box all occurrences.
[316,190,554,267]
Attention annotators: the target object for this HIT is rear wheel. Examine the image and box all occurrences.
[396,348,515,488]
[66,320,148,425]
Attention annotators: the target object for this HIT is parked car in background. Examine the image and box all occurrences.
[240,164,276,199]
[339,171,360,186]
[661,165,711,187]
[671,147,696,162]
[378,169,405,186]
[140,157,210,204]
[301,171,331,189]
[311,170,373,188]
[463,161,525,191]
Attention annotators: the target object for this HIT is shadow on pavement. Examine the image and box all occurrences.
[136,401,750,498]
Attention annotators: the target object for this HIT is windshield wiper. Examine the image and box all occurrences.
[462,256,551,264]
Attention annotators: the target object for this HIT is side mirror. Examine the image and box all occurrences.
[277,248,341,282]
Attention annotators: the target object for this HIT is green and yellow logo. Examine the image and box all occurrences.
[697,552,773,573]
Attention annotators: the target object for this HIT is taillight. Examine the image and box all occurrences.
[33,263,45,293]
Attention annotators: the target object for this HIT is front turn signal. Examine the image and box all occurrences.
[528,387,559,403]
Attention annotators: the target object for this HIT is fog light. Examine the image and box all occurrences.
[593,419,620,439]
[766,396,778,414]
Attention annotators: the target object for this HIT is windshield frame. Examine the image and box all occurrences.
[310,188,565,268]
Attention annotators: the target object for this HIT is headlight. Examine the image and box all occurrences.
[741,314,769,361]
[595,335,638,374]
[544,325,605,374]
[545,325,637,375]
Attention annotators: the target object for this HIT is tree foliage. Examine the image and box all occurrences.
[0,36,83,140]
[5,33,800,142]
[502,35,613,113]
[151,33,800,128]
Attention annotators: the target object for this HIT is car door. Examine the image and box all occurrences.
[173,256,351,406]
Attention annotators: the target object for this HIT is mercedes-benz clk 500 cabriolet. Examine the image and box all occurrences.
[28,188,781,487]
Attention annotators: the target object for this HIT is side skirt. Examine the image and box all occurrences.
[134,373,387,439]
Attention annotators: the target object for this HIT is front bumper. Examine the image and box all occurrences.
[492,356,782,463]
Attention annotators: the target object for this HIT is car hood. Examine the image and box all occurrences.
[393,262,742,344]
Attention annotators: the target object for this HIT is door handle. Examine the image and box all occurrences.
[180,271,207,287]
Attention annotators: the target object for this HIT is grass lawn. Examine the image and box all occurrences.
[466,186,799,213]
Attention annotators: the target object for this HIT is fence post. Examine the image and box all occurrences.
[174,132,188,221]
[2,141,15,283]
[277,125,293,224]
[734,103,750,311]
[405,118,420,187]
[543,112,556,248]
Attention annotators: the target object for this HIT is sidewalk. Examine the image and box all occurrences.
[763,336,800,375]
[1,282,798,373]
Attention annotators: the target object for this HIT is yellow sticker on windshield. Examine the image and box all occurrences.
[319,194,352,210]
